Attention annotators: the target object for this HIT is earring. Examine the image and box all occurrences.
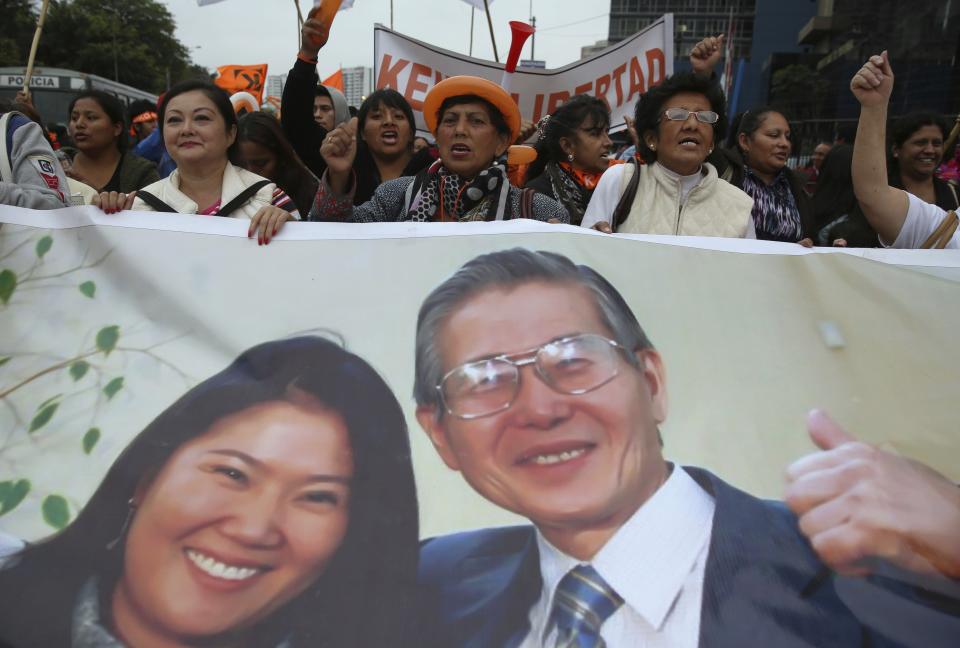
[106,498,136,551]
[567,153,574,162]
[650,144,656,151]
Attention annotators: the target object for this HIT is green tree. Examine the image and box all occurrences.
[30,0,207,94]
[770,64,830,120]
[0,0,38,66]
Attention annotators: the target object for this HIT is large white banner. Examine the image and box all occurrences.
[1,208,959,646]
[373,15,674,133]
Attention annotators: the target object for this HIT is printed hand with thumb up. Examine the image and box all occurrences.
[785,410,960,579]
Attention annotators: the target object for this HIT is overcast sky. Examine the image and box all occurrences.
[166,0,613,80]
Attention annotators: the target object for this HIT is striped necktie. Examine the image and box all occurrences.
[549,564,624,648]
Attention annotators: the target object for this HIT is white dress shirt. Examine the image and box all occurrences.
[519,465,716,648]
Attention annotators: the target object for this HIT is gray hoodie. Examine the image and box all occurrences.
[0,112,70,209]
[320,85,351,128]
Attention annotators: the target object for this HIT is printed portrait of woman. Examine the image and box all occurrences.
[0,336,420,647]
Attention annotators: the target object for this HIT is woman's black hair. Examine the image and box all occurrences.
[127,99,157,122]
[809,144,879,247]
[357,89,416,150]
[67,90,128,152]
[525,94,610,182]
[735,106,792,160]
[888,111,948,180]
[0,100,55,147]
[0,336,420,648]
[437,94,511,139]
[890,111,947,149]
[632,72,727,164]
[725,110,746,148]
[237,112,319,216]
[158,80,240,162]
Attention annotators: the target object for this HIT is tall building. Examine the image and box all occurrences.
[798,0,960,118]
[342,66,373,108]
[608,0,756,63]
[265,74,286,99]
[606,1,816,111]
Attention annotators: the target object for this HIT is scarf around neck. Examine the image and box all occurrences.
[544,161,595,225]
[741,166,802,242]
[406,156,509,222]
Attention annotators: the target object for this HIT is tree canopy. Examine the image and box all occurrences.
[770,64,830,121]
[0,0,208,94]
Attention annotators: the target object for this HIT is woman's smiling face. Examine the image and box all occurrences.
[162,90,236,168]
[112,399,353,644]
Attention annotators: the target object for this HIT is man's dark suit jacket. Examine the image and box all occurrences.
[419,467,960,647]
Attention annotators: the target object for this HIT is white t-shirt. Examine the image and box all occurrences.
[888,192,958,249]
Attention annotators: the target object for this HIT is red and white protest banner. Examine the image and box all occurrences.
[374,15,674,134]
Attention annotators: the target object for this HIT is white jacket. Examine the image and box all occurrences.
[582,161,754,237]
[132,163,298,219]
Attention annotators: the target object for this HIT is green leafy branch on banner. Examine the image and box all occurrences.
[0,233,112,307]
[0,231,189,530]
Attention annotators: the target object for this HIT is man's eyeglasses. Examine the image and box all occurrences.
[661,108,719,124]
[436,334,631,420]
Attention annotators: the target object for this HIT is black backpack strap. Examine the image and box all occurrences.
[611,160,641,231]
[135,190,178,213]
[217,180,271,217]
[520,187,536,220]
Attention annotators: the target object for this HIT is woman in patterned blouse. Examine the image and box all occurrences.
[686,34,815,244]
[711,108,817,244]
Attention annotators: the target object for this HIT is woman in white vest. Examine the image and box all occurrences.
[581,72,755,237]
[93,81,299,246]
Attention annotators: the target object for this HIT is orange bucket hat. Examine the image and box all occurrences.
[422,76,521,142]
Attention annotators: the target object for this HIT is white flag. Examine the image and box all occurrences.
[199,0,354,7]
[311,0,356,8]
[460,0,494,9]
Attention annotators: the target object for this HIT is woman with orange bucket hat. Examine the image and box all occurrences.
[309,75,568,223]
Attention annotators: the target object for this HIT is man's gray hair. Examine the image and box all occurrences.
[413,248,654,411]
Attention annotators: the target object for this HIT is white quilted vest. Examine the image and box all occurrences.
[617,162,754,237]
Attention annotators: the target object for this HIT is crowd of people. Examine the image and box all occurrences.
[1,27,958,249]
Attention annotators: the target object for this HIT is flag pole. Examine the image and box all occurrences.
[483,0,499,62]
[469,7,475,56]
[945,115,960,157]
[22,0,51,95]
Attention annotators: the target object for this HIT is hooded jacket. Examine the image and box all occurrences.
[0,112,70,209]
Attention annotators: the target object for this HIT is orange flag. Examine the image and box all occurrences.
[213,64,268,103]
[321,68,344,92]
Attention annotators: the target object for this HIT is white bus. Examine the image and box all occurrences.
[0,67,157,126]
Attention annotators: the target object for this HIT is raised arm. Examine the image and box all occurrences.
[281,12,330,178]
[689,34,725,78]
[850,52,910,244]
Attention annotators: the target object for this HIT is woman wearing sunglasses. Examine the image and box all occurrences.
[582,72,755,237]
